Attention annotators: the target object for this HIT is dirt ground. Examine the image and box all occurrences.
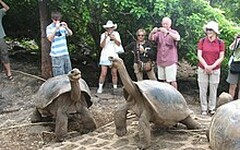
[0,58,213,150]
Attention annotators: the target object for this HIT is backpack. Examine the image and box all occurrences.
[201,37,223,49]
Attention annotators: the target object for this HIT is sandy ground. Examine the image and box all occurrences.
[0,59,213,150]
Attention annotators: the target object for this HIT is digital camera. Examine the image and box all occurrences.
[55,31,62,37]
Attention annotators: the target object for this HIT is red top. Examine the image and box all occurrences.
[198,37,225,70]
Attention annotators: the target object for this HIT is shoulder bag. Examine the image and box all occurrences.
[114,44,125,54]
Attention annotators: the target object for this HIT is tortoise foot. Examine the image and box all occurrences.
[30,109,42,123]
[82,127,96,134]
[137,142,150,150]
[116,127,127,136]
[42,131,58,143]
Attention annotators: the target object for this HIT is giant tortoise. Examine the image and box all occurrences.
[109,57,200,149]
[208,96,240,150]
[31,68,96,141]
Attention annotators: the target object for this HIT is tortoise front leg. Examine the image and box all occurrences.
[81,107,97,133]
[55,108,68,142]
[30,108,42,123]
[138,110,151,149]
[115,95,134,136]
[114,103,128,136]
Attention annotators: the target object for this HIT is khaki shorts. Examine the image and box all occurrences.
[197,67,220,84]
[0,38,10,63]
[157,63,177,82]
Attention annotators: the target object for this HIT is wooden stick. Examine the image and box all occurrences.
[0,122,54,131]
[11,70,46,82]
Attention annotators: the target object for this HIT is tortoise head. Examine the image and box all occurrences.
[217,92,233,107]
[108,56,124,69]
[68,68,81,81]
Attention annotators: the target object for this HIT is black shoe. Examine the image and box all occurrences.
[209,110,215,115]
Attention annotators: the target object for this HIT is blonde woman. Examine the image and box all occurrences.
[125,29,157,81]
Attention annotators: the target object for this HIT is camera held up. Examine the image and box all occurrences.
[55,30,62,37]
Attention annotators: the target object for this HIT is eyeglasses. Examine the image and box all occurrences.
[138,34,145,37]
[206,28,213,32]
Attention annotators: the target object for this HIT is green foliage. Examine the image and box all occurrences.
[3,0,240,69]
[4,0,39,39]
[47,0,240,66]
[210,0,240,23]
[6,37,38,51]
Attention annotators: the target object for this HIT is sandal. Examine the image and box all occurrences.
[7,74,13,81]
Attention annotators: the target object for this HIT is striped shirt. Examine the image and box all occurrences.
[46,23,69,57]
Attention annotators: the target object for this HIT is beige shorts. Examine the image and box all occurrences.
[157,63,177,82]
[197,67,220,84]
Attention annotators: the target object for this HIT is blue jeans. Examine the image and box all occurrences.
[51,55,72,76]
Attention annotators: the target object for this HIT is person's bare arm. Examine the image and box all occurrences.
[0,0,9,12]
[47,28,58,42]
[61,22,73,36]
[148,27,158,41]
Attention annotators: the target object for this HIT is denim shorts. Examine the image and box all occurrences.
[0,38,10,63]
[51,55,72,76]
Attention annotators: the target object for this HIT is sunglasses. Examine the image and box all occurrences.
[53,17,61,21]
[138,34,145,37]
[105,27,114,29]
[206,28,213,32]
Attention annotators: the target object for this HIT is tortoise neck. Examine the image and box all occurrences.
[117,63,141,98]
[70,79,81,101]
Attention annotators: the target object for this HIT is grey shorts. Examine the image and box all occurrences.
[0,38,10,63]
[226,70,240,84]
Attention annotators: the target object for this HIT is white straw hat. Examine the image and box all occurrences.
[203,21,220,34]
[103,20,117,29]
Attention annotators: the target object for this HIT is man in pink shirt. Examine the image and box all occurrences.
[149,17,180,89]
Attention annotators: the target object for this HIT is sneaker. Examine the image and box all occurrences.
[209,110,215,115]
[97,88,103,94]
[201,111,207,115]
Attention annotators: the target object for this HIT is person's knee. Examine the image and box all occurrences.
[230,84,237,89]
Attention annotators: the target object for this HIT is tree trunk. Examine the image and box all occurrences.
[38,0,52,79]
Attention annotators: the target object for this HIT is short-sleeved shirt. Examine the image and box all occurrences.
[46,23,70,57]
[153,29,179,67]
[197,37,225,70]
[99,31,120,66]
[0,9,6,39]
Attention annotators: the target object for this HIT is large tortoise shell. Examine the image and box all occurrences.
[209,100,240,150]
[123,80,192,126]
[35,74,92,109]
